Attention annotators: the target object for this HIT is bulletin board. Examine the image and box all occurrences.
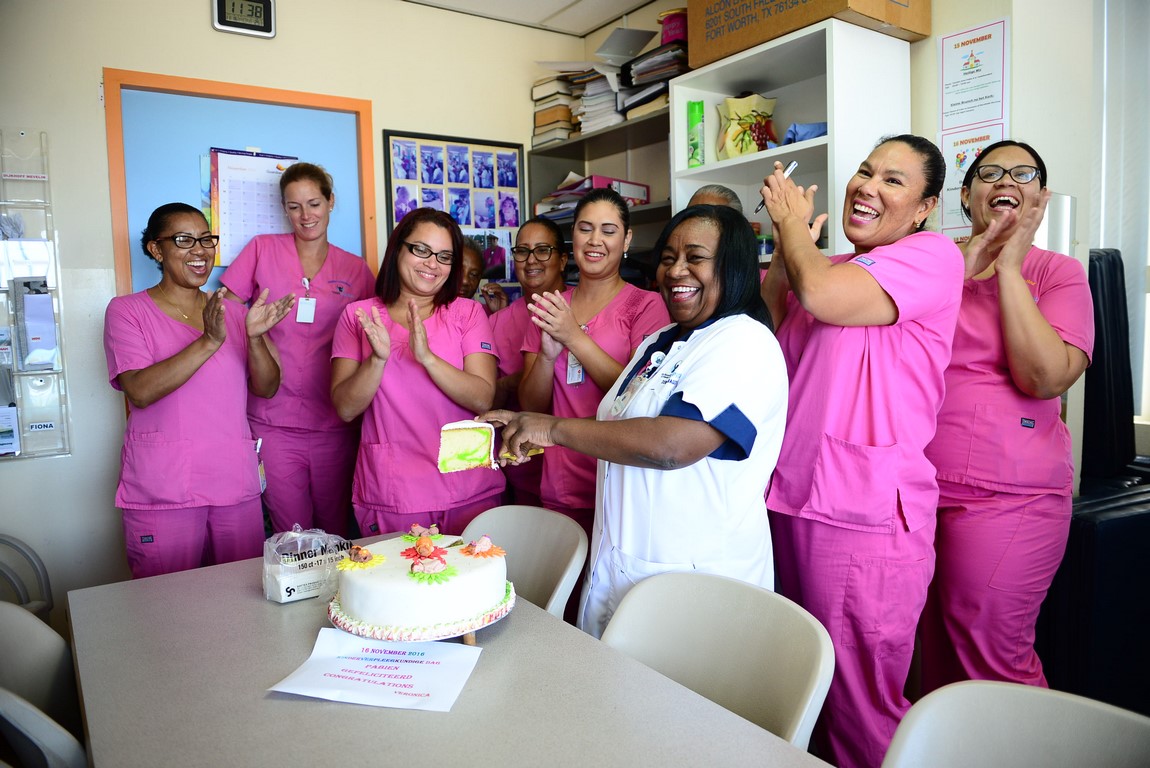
[104,69,377,295]
[383,129,523,280]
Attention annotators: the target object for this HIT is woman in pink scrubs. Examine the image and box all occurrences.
[104,203,295,578]
[920,141,1093,694]
[488,217,569,506]
[330,208,504,535]
[518,189,669,542]
[222,163,375,537]
[759,135,964,768]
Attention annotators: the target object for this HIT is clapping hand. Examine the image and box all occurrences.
[355,304,391,362]
[529,291,582,348]
[995,188,1051,277]
[246,288,295,337]
[407,298,435,366]
[202,287,228,346]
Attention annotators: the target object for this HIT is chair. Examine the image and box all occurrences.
[0,535,53,622]
[599,571,834,750]
[0,602,82,743]
[881,680,1150,768]
[460,504,588,619]
[0,689,86,768]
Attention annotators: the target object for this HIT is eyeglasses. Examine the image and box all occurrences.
[975,164,1041,184]
[156,234,220,249]
[510,244,558,262]
[404,241,454,265]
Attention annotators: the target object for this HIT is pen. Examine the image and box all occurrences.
[754,160,799,213]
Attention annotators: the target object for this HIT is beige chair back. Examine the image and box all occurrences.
[461,504,588,619]
[0,688,86,768]
[600,571,834,749]
[882,680,1150,768]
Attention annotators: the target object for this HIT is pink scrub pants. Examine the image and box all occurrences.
[770,510,935,768]
[121,499,264,579]
[255,423,358,538]
[919,479,1070,693]
[354,490,505,537]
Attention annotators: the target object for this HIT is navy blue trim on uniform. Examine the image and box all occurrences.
[661,392,756,461]
[614,325,680,395]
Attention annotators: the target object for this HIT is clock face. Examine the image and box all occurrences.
[212,0,275,38]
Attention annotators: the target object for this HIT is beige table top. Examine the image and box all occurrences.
[68,547,828,768]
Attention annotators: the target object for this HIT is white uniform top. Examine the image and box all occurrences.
[578,314,789,638]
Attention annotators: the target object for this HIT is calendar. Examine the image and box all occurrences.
[208,147,297,266]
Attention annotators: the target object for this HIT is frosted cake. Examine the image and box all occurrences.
[329,524,514,641]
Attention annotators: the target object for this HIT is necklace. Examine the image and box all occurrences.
[156,283,201,321]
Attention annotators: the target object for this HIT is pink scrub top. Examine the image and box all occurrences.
[221,234,375,432]
[766,231,964,533]
[490,298,532,380]
[103,291,262,509]
[331,297,504,515]
[524,283,670,510]
[925,246,1094,495]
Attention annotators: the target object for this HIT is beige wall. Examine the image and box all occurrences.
[0,0,1097,630]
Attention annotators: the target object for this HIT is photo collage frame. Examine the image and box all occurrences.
[383,130,524,282]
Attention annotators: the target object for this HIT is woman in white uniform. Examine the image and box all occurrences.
[482,205,788,637]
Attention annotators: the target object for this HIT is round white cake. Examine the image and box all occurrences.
[329,527,514,642]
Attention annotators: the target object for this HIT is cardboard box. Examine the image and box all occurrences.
[688,0,930,69]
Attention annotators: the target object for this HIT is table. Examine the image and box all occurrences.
[68,547,829,767]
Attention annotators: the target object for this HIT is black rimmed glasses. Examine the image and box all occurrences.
[156,234,220,249]
[404,241,454,265]
[975,164,1041,184]
[510,244,557,262]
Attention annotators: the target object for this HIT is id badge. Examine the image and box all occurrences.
[296,296,317,323]
[566,354,584,385]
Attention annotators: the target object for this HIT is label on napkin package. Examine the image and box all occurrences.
[263,540,352,603]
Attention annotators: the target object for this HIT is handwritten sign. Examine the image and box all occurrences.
[269,628,481,711]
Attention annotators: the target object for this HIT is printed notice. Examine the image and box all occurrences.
[269,628,481,711]
[939,19,1009,132]
[939,123,1006,240]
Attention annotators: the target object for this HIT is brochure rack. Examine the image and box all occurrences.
[0,128,70,459]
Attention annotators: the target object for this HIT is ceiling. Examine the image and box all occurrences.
[403,0,656,37]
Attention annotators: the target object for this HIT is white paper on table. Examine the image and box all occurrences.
[269,628,482,711]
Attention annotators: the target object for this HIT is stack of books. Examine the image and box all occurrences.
[532,76,577,148]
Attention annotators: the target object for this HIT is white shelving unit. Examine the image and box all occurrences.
[669,19,911,255]
[527,108,672,250]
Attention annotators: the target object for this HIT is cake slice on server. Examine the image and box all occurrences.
[437,420,498,472]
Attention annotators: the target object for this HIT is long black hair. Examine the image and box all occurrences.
[652,204,773,330]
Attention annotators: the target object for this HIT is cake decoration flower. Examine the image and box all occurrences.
[461,534,506,558]
[403,522,443,542]
[337,546,386,571]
